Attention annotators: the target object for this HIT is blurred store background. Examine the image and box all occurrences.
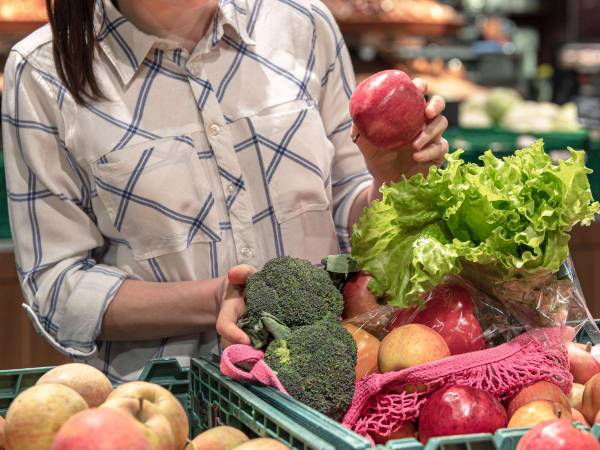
[0,0,599,367]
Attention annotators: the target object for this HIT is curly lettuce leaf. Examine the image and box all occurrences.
[351,140,599,307]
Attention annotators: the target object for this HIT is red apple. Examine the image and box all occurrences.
[507,381,571,418]
[349,70,426,150]
[582,373,600,423]
[107,381,188,450]
[516,419,600,450]
[0,415,5,450]
[568,383,585,411]
[379,324,450,373]
[101,396,174,450]
[341,272,379,319]
[387,306,418,331]
[372,422,416,444]
[419,385,507,444]
[508,400,572,428]
[411,284,486,355]
[4,384,88,450]
[568,342,600,384]
[51,408,152,450]
[572,408,590,426]
[37,363,113,408]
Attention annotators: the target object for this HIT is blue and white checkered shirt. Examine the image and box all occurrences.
[1,0,372,381]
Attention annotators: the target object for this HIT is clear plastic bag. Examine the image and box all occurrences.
[341,257,600,352]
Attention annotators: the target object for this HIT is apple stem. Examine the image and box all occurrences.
[557,411,562,419]
[586,343,593,353]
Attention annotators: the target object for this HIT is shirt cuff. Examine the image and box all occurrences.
[23,265,128,358]
[333,173,373,253]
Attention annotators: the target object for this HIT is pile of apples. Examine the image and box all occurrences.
[0,363,289,450]
[342,274,600,447]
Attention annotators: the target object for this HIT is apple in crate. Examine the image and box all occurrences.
[51,408,152,450]
[234,438,291,449]
[419,385,507,444]
[101,396,174,450]
[409,284,486,355]
[568,342,600,384]
[107,381,188,450]
[4,384,88,450]
[507,381,571,418]
[37,363,113,407]
[508,400,572,428]
[349,70,426,150]
[341,272,379,319]
[571,408,590,426]
[372,422,416,444]
[568,383,585,411]
[516,419,600,450]
[190,426,249,450]
[378,324,450,372]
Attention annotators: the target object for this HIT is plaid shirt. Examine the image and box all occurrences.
[1,0,371,381]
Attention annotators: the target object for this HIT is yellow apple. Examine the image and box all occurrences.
[37,363,113,408]
[191,426,249,450]
[507,400,572,428]
[101,397,174,450]
[107,381,188,450]
[5,384,88,450]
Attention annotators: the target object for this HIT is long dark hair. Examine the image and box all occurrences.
[46,0,105,104]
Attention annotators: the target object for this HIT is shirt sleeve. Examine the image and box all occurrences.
[2,50,129,358]
[313,2,372,253]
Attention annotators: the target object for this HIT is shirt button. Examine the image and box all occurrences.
[227,184,236,194]
[240,246,254,258]
[209,123,221,136]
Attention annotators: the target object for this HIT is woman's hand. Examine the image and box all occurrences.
[215,264,256,347]
[354,78,449,186]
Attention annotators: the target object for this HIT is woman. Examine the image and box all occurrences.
[2,0,448,381]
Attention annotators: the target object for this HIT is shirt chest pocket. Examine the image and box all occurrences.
[246,99,335,223]
[91,135,221,261]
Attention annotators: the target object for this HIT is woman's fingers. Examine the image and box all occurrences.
[413,115,449,151]
[216,298,250,346]
[425,95,446,120]
[412,78,428,95]
[414,137,449,164]
[228,264,257,285]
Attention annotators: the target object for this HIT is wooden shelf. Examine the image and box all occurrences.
[0,20,47,35]
[338,20,462,37]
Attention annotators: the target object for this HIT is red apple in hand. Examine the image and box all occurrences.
[342,272,379,319]
[419,385,507,444]
[51,408,152,450]
[516,419,600,450]
[411,284,486,355]
[568,342,600,384]
[350,70,426,150]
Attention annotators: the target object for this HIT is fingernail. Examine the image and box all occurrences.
[414,137,425,149]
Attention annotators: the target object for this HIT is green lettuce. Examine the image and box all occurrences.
[351,140,599,307]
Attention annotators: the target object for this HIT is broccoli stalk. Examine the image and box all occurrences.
[264,320,357,421]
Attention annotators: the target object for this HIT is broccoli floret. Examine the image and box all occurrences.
[264,320,357,421]
[245,256,343,327]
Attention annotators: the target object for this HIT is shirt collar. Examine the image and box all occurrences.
[95,0,255,85]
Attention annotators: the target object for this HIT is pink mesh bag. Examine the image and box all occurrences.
[220,327,572,444]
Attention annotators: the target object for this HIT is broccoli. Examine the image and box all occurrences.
[244,256,343,327]
[264,320,357,421]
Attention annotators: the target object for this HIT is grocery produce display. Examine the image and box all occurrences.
[0,362,292,450]
[219,70,600,448]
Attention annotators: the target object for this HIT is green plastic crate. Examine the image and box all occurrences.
[0,358,190,419]
[387,434,496,450]
[190,356,336,450]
